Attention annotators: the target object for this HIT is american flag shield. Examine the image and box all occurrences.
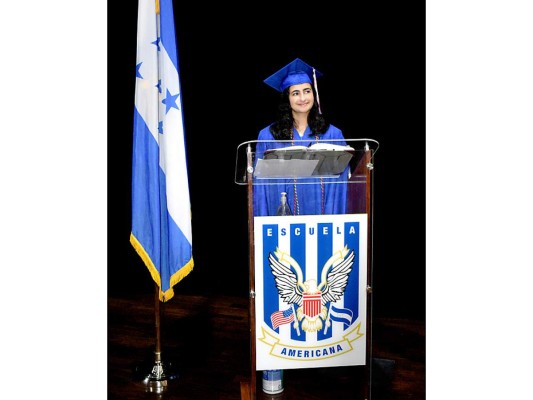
[302,293,322,318]
[255,213,368,370]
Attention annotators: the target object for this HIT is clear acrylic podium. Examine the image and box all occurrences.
[235,138,379,400]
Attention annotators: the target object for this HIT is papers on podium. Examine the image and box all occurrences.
[254,143,354,179]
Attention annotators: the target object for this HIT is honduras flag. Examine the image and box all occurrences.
[130,0,193,302]
[329,305,354,328]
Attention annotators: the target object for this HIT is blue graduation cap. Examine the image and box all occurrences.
[263,58,323,92]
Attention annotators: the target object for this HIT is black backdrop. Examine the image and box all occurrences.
[108,1,426,320]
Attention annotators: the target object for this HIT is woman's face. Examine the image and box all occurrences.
[288,83,314,114]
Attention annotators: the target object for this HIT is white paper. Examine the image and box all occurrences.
[254,158,320,178]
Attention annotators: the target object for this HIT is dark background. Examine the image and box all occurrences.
[108,1,425,320]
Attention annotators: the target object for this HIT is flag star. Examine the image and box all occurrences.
[156,79,162,93]
[162,89,180,114]
[158,120,164,134]
[136,62,143,79]
[151,37,161,51]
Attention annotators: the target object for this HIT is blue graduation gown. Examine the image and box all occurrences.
[253,125,349,216]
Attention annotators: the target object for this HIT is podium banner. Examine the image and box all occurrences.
[254,213,368,370]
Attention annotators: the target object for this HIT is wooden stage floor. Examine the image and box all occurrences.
[108,292,425,399]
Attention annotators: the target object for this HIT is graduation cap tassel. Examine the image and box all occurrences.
[313,68,322,114]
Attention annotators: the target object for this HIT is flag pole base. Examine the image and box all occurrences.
[135,360,178,394]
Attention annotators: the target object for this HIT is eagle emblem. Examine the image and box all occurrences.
[268,245,355,335]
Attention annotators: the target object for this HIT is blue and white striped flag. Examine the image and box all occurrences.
[130,0,193,302]
[329,305,354,328]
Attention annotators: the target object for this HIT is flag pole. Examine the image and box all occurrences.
[137,283,178,394]
[132,0,192,393]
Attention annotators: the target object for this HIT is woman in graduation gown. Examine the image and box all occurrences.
[253,58,349,217]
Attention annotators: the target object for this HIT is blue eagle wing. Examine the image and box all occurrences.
[321,250,355,304]
[268,252,303,306]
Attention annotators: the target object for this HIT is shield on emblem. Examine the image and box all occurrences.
[302,293,322,318]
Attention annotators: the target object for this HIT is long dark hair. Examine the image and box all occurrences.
[268,86,329,140]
